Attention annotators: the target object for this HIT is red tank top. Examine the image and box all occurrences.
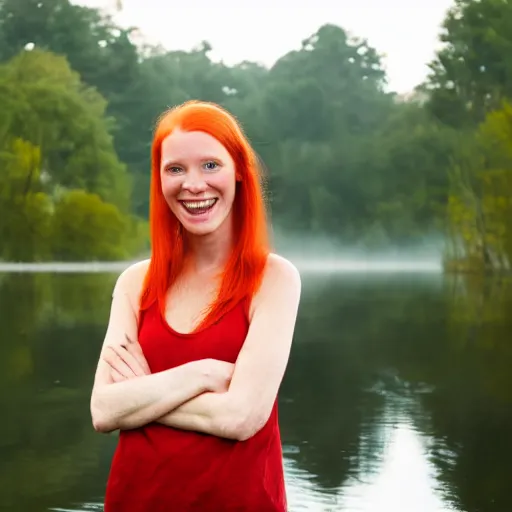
[104,298,287,512]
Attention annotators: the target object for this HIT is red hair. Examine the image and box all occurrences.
[140,100,270,331]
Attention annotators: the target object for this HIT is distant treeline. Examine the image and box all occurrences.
[0,0,510,270]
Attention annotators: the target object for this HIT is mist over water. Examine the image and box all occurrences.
[0,233,445,274]
[274,232,444,273]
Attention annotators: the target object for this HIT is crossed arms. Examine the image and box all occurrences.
[89,255,301,441]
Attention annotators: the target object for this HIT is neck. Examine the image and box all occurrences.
[184,219,234,274]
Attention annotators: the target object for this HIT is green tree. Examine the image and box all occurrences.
[363,101,456,244]
[0,138,52,260]
[51,189,131,261]
[445,102,512,271]
[425,0,512,127]
[0,47,147,261]
[0,0,142,202]
[8,0,512,261]
[250,25,397,240]
[0,48,131,209]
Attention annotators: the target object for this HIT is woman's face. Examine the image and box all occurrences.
[160,129,237,237]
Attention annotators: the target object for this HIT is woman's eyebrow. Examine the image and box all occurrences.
[161,155,224,167]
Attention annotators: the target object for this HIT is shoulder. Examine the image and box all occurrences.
[250,254,301,316]
[263,253,301,291]
[112,259,151,310]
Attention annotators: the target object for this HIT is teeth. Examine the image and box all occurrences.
[182,199,216,209]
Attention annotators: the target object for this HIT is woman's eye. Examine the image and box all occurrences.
[204,161,218,171]
[167,166,182,174]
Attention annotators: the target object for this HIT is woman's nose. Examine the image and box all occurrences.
[182,170,208,194]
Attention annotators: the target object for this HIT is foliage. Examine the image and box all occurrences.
[445,101,512,271]
[52,189,133,261]
[0,45,147,261]
[425,0,512,126]
[0,0,511,270]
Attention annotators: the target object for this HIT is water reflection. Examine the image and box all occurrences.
[340,422,455,512]
[0,271,511,511]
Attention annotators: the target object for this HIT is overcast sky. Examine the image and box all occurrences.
[74,0,454,93]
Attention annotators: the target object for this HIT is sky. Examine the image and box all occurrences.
[74,0,455,94]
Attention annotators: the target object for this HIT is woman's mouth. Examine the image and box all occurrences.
[180,198,218,216]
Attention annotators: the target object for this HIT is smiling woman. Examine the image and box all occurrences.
[160,128,237,237]
[89,100,301,512]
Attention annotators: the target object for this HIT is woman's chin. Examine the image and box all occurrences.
[177,213,222,237]
[182,223,218,237]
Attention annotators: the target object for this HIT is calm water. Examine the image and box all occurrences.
[1,269,511,512]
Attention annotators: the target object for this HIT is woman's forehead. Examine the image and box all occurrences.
[161,130,232,164]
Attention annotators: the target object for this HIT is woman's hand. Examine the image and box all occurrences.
[103,334,151,382]
[202,359,235,393]
[102,334,234,392]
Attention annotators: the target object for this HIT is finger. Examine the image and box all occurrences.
[104,350,134,379]
[111,368,126,383]
[125,334,151,375]
[103,346,137,378]
[112,344,147,378]
[125,333,137,345]
[128,343,151,375]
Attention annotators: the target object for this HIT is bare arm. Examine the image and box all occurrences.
[92,360,211,433]
[155,255,301,441]
[90,262,218,433]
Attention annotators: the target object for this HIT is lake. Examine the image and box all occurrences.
[1,267,511,512]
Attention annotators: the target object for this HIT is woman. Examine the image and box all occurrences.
[90,100,301,511]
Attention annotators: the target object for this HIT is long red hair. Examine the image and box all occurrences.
[140,100,271,331]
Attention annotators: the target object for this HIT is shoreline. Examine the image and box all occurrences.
[0,259,443,274]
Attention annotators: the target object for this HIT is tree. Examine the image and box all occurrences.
[0,138,52,260]
[445,101,512,271]
[0,48,147,261]
[0,0,143,204]
[51,189,132,261]
[0,48,131,209]
[6,0,512,264]
[425,0,512,127]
